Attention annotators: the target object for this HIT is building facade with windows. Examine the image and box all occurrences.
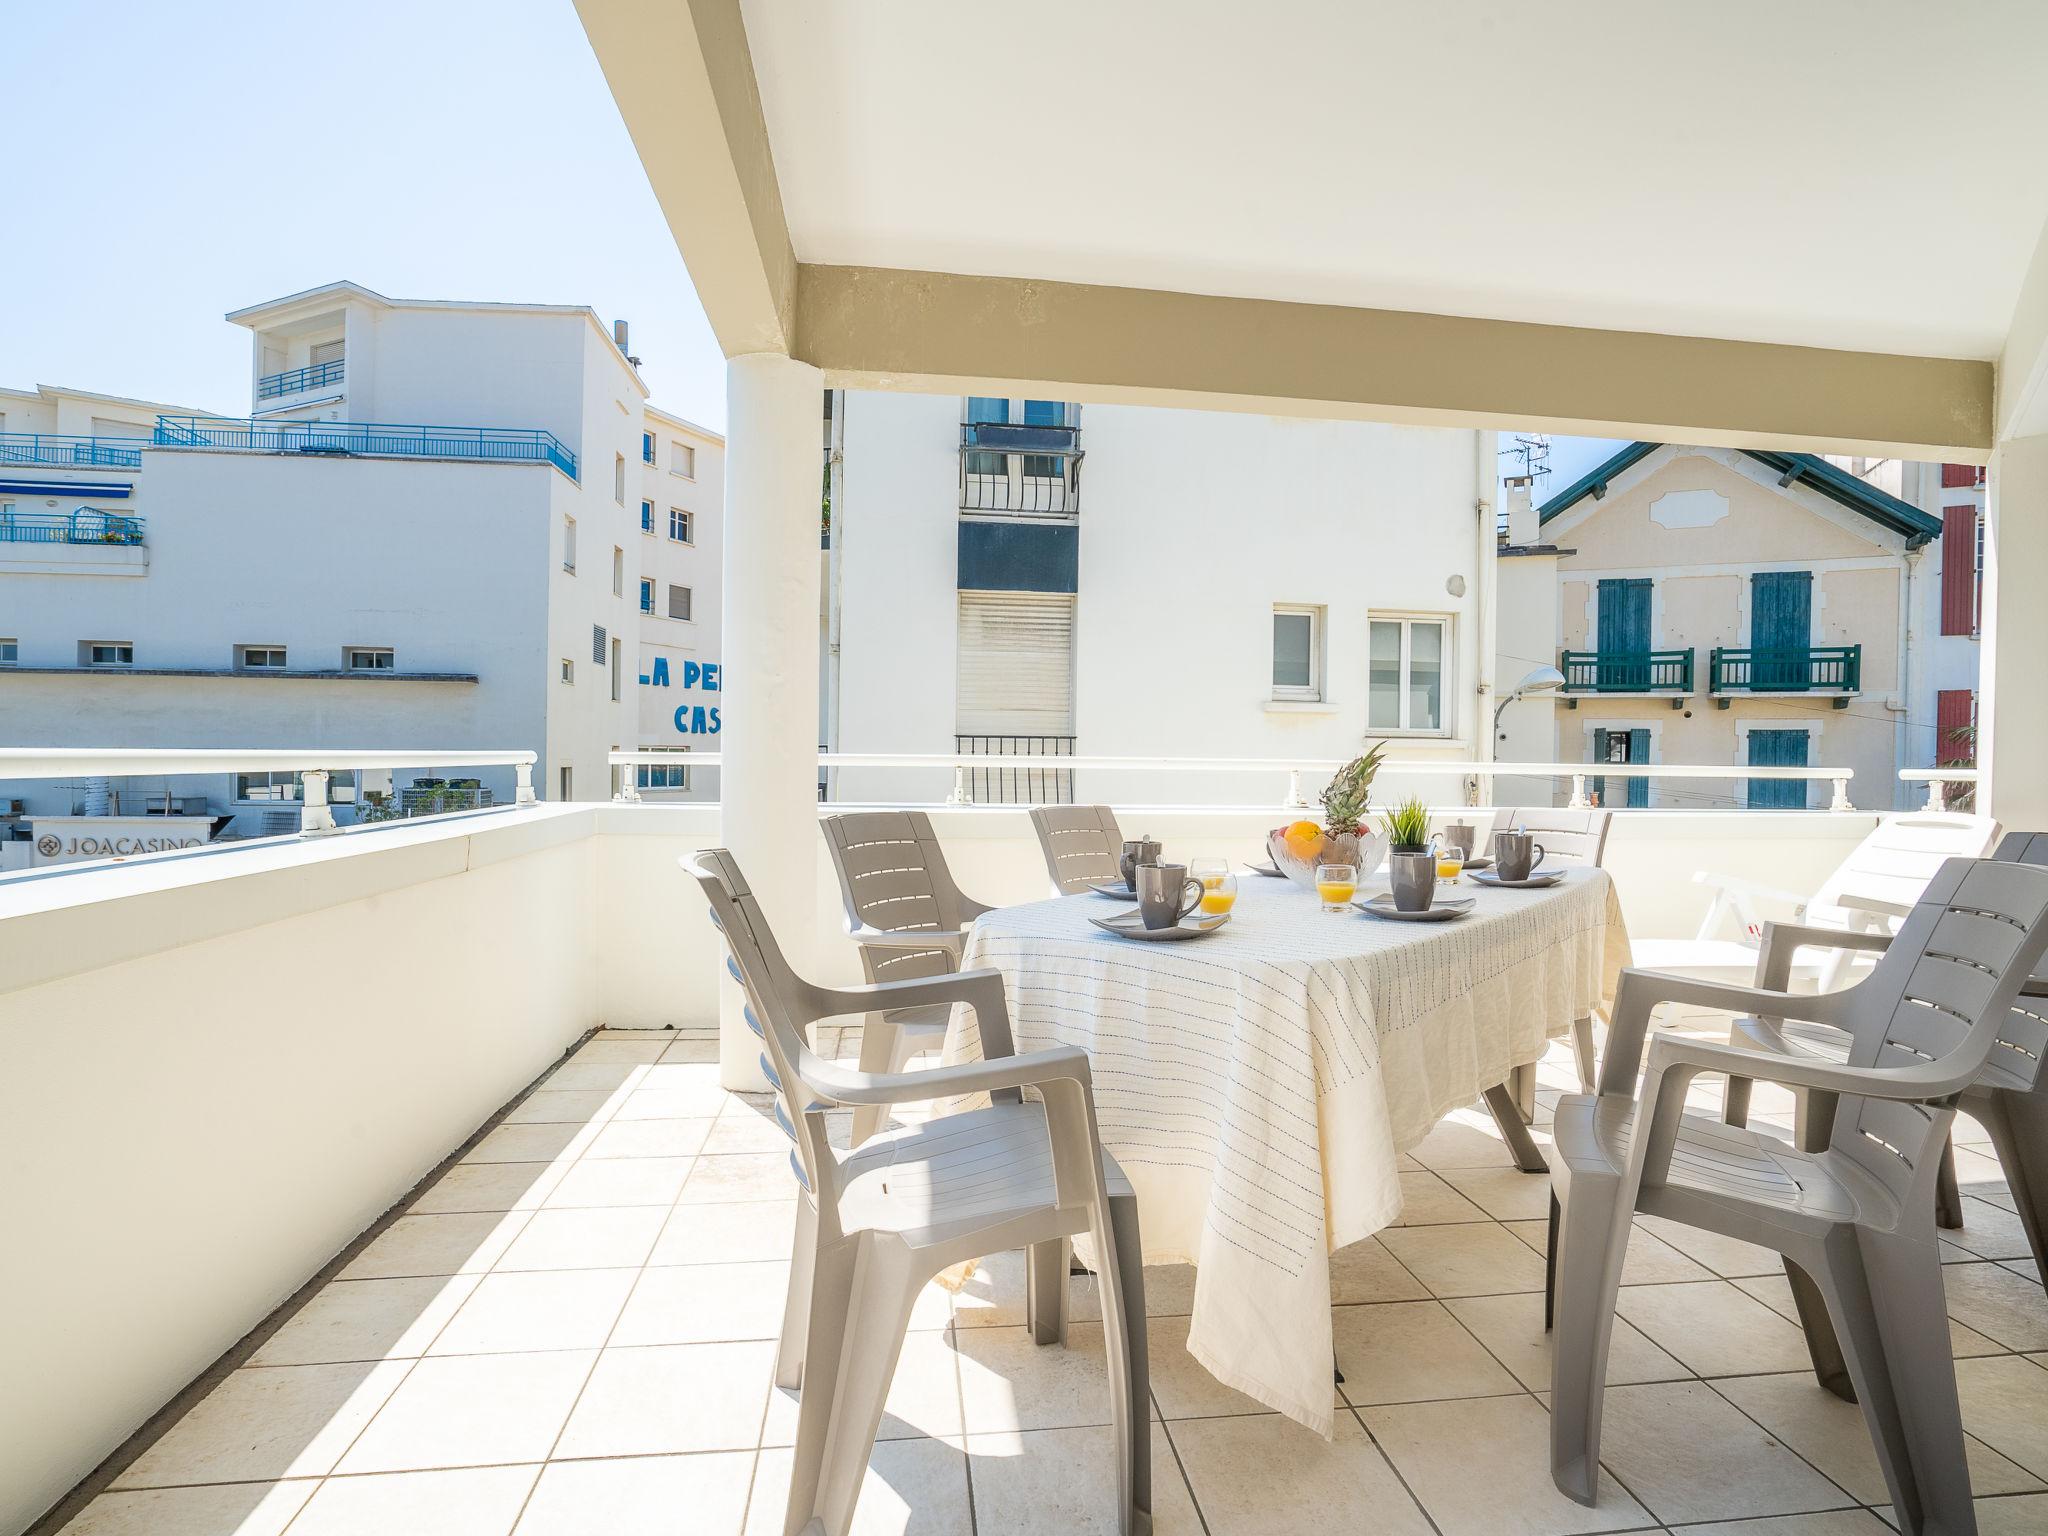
[631,404,726,798]
[1494,442,1957,811]
[0,284,723,850]
[825,390,1498,806]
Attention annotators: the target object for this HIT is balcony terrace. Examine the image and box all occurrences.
[1709,645,1863,706]
[0,510,143,546]
[256,358,346,400]
[150,416,579,482]
[4,772,2043,1536]
[1559,649,1695,705]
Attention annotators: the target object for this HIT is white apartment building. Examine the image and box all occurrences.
[825,390,1499,807]
[632,404,726,800]
[0,284,723,861]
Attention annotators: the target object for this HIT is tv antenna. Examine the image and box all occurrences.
[1500,434,1552,481]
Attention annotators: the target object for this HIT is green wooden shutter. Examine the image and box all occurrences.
[1747,729,1810,809]
[1597,578,1652,689]
[1750,571,1813,689]
[1590,728,1609,808]
[1626,728,1649,808]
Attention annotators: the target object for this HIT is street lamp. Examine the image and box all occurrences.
[1492,665,1565,736]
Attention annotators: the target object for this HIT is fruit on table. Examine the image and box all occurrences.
[1283,820,1325,859]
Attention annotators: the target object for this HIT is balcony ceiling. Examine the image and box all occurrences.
[742,0,2046,361]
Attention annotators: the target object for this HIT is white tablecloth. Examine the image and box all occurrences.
[940,866,1630,1434]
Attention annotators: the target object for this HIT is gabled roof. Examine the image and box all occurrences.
[1537,442,1942,546]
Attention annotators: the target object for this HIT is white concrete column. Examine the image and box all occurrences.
[718,353,825,1089]
[1980,435,2048,831]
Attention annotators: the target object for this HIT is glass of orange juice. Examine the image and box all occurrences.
[1192,858,1237,915]
[1435,845,1465,883]
[1314,862,1358,912]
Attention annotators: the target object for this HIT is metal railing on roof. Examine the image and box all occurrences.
[256,358,346,399]
[0,433,146,469]
[152,416,579,482]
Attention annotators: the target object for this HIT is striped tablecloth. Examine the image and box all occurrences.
[940,866,1630,1435]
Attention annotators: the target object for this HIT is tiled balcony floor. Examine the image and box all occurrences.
[51,1023,2048,1536]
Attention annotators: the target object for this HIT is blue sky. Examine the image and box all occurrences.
[2,1,728,428]
[5,0,1629,480]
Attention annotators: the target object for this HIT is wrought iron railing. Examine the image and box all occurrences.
[0,510,144,546]
[256,358,346,399]
[954,735,1076,804]
[1559,648,1694,693]
[1709,644,1861,694]
[959,421,1080,517]
[0,433,146,469]
[153,415,578,482]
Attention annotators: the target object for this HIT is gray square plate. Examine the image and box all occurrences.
[1085,879,1138,899]
[1465,870,1566,889]
[1089,909,1232,941]
[1355,895,1476,922]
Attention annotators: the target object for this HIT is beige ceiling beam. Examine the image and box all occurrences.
[796,264,1994,462]
[576,0,797,357]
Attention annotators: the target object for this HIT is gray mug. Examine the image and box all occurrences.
[1135,861,1202,929]
[1388,851,1437,912]
[1120,837,1162,891]
[1495,831,1547,881]
[1438,822,1476,859]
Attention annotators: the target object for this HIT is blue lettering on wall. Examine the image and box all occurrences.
[644,655,722,735]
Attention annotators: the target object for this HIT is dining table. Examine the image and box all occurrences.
[938,862,1632,1435]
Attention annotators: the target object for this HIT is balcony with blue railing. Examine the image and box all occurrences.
[0,433,147,470]
[256,358,346,400]
[1559,647,1695,705]
[1709,643,1862,706]
[0,509,145,546]
[152,416,579,482]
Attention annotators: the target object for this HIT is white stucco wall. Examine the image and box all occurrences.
[829,392,1491,807]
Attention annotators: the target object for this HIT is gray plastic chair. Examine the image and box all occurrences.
[1546,855,2048,1535]
[689,849,1151,1536]
[1030,804,1125,895]
[1485,806,1613,1108]
[1718,828,2048,1400]
[821,811,996,1146]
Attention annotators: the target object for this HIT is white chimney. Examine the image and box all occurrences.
[1503,475,1539,544]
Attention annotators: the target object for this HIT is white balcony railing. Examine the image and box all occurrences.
[1902,766,1981,810]
[0,748,536,837]
[609,750,1856,812]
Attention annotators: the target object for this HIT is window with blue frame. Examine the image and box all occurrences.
[965,396,1009,476]
[1022,400,1066,427]
[641,499,654,533]
[639,579,654,614]
[636,761,690,790]
[1590,728,1650,809]
[641,431,655,465]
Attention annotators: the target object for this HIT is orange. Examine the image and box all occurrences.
[1283,820,1325,859]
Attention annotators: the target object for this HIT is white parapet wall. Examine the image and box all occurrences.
[0,796,1877,1533]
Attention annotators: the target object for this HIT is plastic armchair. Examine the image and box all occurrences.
[821,810,999,1145]
[1546,856,2048,1536]
[1631,810,2000,991]
[1030,804,1126,895]
[689,848,1151,1536]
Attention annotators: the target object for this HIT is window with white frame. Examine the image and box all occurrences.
[668,584,693,621]
[563,514,577,573]
[1271,606,1322,701]
[234,770,356,804]
[0,638,17,665]
[641,431,655,465]
[639,578,655,614]
[559,658,574,684]
[236,645,287,669]
[610,637,622,701]
[345,647,394,671]
[612,546,624,598]
[82,641,133,667]
[669,507,692,544]
[641,499,654,534]
[670,441,695,478]
[637,751,691,790]
[613,455,625,505]
[1368,616,1450,733]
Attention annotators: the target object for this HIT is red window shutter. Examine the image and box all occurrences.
[1936,689,1976,765]
[1940,506,1977,634]
[1941,463,1980,489]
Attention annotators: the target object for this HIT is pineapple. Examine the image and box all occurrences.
[1318,742,1387,836]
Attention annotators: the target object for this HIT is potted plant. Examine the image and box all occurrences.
[1381,795,1432,854]
[1267,742,1389,888]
